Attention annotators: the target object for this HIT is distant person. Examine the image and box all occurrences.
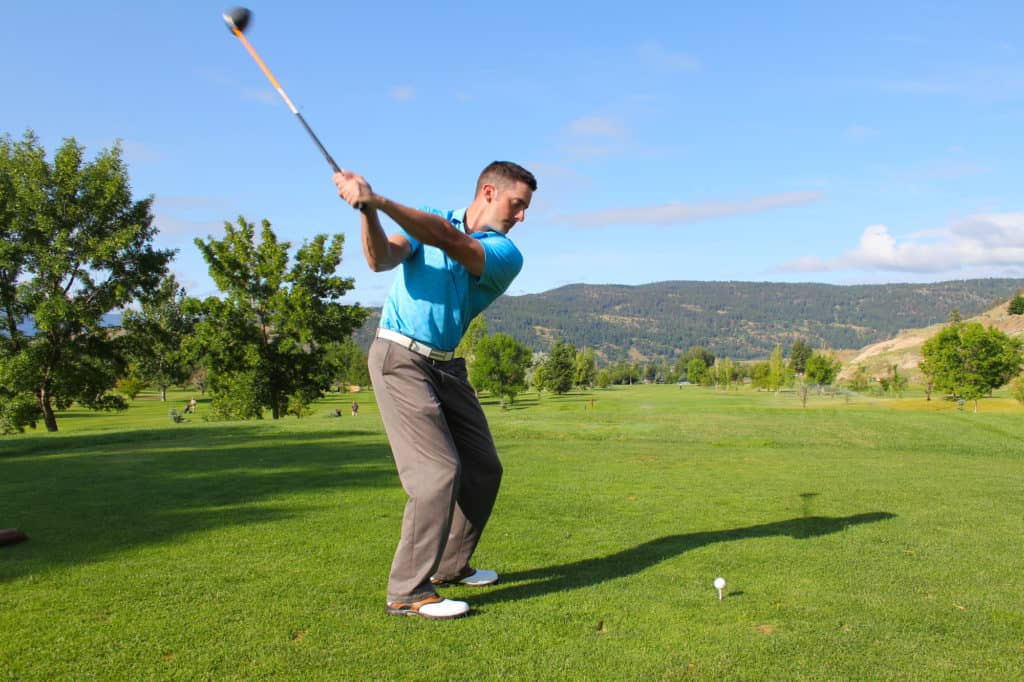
[189,397,197,414]
[335,160,536,620]
[350,401,359,417]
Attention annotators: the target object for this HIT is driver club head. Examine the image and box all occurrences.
[223,7,252,33]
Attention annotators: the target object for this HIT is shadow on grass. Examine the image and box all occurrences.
[0,424,396,582]
[474,511,896,606]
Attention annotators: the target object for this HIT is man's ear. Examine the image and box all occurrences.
[482,183,497,202]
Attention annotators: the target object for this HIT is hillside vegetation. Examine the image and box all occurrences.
[841,300,1024,382]
[355,279,1024,361]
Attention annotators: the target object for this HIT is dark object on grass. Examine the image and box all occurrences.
[0,528,28,546]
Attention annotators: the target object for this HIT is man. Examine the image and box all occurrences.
[334,161,537,620]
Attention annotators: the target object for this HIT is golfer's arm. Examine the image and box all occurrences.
[370,195,485,276]
[360,207,410,272]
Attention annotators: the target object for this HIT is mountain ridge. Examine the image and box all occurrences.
[355,278,1024,361]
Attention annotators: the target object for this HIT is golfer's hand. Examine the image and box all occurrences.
[334,170,375,210]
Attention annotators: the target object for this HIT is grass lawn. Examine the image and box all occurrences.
[2,386,1022,680]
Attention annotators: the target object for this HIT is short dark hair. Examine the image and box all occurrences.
[475,161,537,195]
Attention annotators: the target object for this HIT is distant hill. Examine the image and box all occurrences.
[839,300,1024,382]
[354,278,1024,362]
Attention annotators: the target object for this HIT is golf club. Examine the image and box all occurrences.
[222,7,343,176]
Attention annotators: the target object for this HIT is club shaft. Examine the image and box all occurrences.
[230,26,340,173]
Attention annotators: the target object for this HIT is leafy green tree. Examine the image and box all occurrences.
[878,364,908,398]
[919,321,1023,412]
[1009,293,1024,316]
[749,361,771,390]
[768,344,785,392]
[470,332,532,406]
[788,339,813,374]
[455,315,488,364]
[0,132,173,432]
[193,216,368,419]
[846,364,870,393]
[542,339,577,394]
[530,355,547,396]
[1011,377,1024,406]
[122,274,197,401]
[595,368,611,389]
[574,347,597,388]
[323,338,370,389]
[687,357,709,386]
[805,351,841,388]
[679,346,715,379]
[115,364,148,401]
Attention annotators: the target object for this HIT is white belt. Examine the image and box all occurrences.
[376,328,455,361]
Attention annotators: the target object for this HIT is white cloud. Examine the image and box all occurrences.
[779,212,1024,274]
[390,85,416,102]
[637,40,699,72]
[567,115,624,137]
[558,190,823,228]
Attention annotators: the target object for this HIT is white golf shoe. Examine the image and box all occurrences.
[386,596,469,619]
[431,567,499,587]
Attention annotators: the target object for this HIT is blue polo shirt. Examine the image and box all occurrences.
[379,207,523,352]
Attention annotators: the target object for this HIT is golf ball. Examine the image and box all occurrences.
[713,577,726,590]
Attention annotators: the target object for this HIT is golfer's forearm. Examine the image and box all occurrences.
[360,208,401,272]
[371,194,457,250]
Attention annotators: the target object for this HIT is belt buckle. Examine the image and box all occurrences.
[428,348,449,361]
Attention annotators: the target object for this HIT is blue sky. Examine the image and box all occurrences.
[4,1,1023,306]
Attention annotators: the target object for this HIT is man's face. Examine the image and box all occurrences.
[481,180,533,234]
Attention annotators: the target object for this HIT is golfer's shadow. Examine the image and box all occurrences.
[474,511,895,605]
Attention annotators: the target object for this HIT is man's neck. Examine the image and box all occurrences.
[463,202,483,233]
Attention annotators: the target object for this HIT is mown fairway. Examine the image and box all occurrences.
[2,387,1022,680]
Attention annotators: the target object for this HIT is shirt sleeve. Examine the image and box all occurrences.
[476,234,523,294]
[396,226,422,255]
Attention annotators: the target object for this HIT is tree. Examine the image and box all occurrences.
[543,338,577,394]
[574,347,597,388]
[0,132,173,433]
[878,364,908,398]
[788,339,813,374]
[1009,293,1024,316]
[323,338,370,389]
[919,321,1023,412]
[846,364,870,393]
[768,344,785,392]
[1011,377,1024,406]
[193,216,368,419]
[470,332,532,406]
[687,357,709,386]
[121,274,196,401]
[455,315,488,364]
[749,361,771,390]
[805,351,841,388]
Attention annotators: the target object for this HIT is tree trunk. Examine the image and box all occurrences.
[37,386,58,432]
[161,385,167,402]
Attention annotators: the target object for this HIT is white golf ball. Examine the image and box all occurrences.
[713,577,726,590]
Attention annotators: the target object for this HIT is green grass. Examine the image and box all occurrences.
[2,387,1022,680]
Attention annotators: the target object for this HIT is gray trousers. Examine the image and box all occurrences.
[368,338,503,603]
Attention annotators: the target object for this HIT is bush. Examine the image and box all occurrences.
[1012,377,1024,406]
[207,371,263,421]
[1009,294,1024,316]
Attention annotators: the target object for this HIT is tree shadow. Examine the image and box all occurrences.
[0,424,397,582]
[473,511,896,605]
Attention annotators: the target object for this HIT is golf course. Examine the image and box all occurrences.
[1,385,1022,680]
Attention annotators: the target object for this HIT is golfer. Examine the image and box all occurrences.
[334,162,537,619]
